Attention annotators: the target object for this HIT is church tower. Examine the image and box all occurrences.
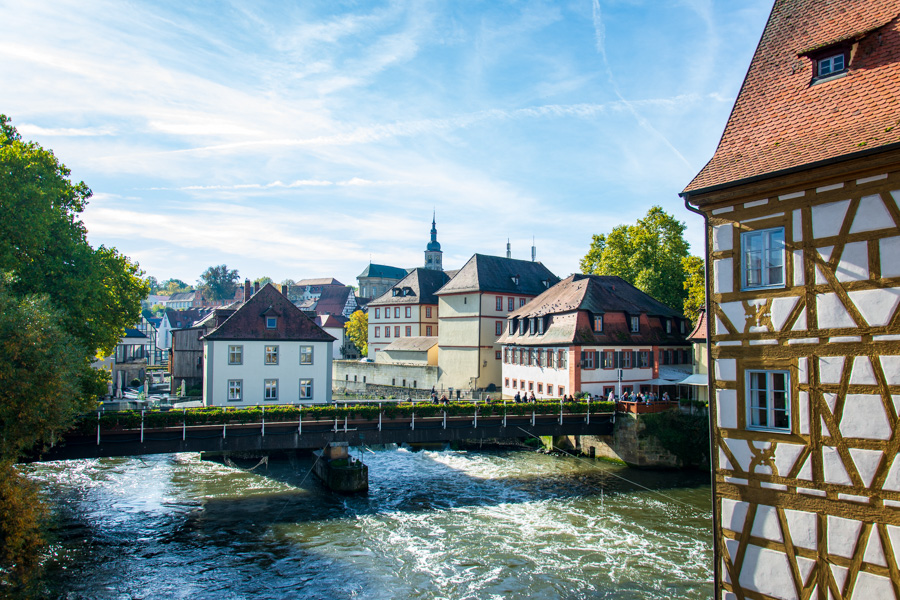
[424,213,443,271]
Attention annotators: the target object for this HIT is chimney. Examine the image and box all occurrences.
[243,279,251,302]
[506,239,511,259]
[531,237,536,262]
[281,284,290,297]
[253,281,260,295]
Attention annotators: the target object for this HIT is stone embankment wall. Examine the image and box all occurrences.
[575,413,681,468]
[332,360,439,393]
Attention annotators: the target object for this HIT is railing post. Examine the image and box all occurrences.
[474,408,477,429]
[443,410,446,429]
[97,411,101,446]
[141,410,145,443]
[262,405,265,437]
[298,406,302,436]
[223,421,226,439]
[334,417,338,432]
[183,409,186,441]
[411,412,415,430]
[587,397,591,424]
[378,403,382,432]
[531,410,535,427]
[503,409,507,428]
[344,416,348,433]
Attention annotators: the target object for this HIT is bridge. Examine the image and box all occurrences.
[28,404,616,463]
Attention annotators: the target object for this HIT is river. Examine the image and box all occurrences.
[24,446,712,599]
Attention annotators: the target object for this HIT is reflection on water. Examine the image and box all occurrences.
[26,447,712,599]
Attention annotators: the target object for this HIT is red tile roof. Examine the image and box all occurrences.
[687,310,707,342]
[684,0,900,195]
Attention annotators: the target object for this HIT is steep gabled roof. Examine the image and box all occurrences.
[316,314,348,329]
[683,0,900,197]
[204,284,334,342]
[688,310,708,342]
[357,263,408,279]
[296,277,343,286]
[368,268,451,306]
[164,308,214,329]
[313,285,353,315]
[435,254,559,296]
[509,274,681,319]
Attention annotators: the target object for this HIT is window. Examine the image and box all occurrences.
[426,306,432,318]
[747,370,790,431]
[228,345,243,365]
[535,349,542,367]
[496,296,503,311]
[426,326,433,336]
[299,379,313,399]
[666,320,672,334]
[375,308,380,319]
[395,308,400,318]
[519,298,526,307]
[496,321,503,336]
[528,381,534,391]
[594,316,603,332]
[264,379,278,401]
[394,326,400,338]
[817,53,846,78]
[630,316,639,333]
[622,351,632,369]
[300,345,314,365]
[512,379,517,389]
[266,317,277,329]
[505,378,510,387]
[546,349,554,369]
[495,350,501,360]
[679,320,686,334]
[385,327,391,338]
[558,386,564,396]
[583,351,595,369]
[537,383,543,394]
[508,297,515,311]
[530,318,536,335]
[558,349,567,369]
[602,351,614,369]
[227,380,242,401]
[742,227,785,289]
[405,307,411,318]
[538,317,545,335]
[547,384,553,396]
[405,326,411,337]
[639,351,650,368]
[265,345,279,365]
[375,327,381,338]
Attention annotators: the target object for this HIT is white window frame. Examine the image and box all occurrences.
[741,227,785,290]
[817,53,845,77]
[265,345,279,365]
[228,345,243,365]
[746,369,791,432]
[630,316,639,333]
[264,379,278,401]
[227,379,242,401]
[266,317,277,329]
[300,345,314,365]
[299,379,313,400]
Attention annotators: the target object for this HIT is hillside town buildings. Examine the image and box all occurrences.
[681,1,900,598]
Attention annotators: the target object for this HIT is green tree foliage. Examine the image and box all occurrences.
[145,275,159,294]
[255,276,273,286]
[345,310,368,356]
[161,278,191,294]
[579,206,697,312]
[198,264,240,301]
[280,278,296,287]
[0,114,148,584]
[682,255,706,326]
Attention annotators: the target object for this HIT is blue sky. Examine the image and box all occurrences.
[1,0,773,289]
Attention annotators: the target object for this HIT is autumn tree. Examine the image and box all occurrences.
[198,264,240,301]
[681,255,706,326]
[579,206,698,312]
[345,310,368,356]
[255,276,273,286]
[161,278,191,294]
[0,114,148,586]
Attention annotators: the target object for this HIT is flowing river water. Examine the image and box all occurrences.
[23,446,712,599]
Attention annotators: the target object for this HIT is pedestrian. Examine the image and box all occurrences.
[515,391,521,403]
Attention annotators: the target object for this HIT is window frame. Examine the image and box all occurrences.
[264,379,278,401]
[264,345,279,365]
[496,321,503,336]
[299,345,314,365]
[746,369,791,432]
[426,306,432,318]
[299,378,313,400]
[266,316,277,329]
[594,315,603,333]
[227,379,242,402]
[375,308,380,319]
[741,227,786,290]
[228,345,243,365]
[374,326,380,338]
[426,325,433,336]
[630,316,640,333]
[816,51,847,79]
[405,306,411,318]
[405,326,412,337]
[496,296,503,311]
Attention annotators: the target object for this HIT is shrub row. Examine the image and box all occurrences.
[71,400,615,434]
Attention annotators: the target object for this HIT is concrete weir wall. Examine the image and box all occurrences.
[572,413,681,468]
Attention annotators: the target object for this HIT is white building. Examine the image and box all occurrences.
[203,284,334,406]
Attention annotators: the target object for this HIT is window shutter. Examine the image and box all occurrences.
[614,351,621,368]
[600,351,606,368]
[594,350,600,369]
[581,351,586,367]
[632,351,638,369]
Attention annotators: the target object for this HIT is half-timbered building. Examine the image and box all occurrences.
[681,1,900,598]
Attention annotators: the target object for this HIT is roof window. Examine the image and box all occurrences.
[804,44,850,83]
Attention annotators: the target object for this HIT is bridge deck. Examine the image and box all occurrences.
[29,412,615,462]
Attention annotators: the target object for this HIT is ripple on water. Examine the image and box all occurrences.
[27,447,712,599]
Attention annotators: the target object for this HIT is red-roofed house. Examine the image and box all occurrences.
[202,284,335,406]
[681,2,900,597]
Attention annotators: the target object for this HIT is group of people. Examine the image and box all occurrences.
[604,390,670,404]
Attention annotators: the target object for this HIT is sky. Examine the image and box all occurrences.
[1,0,774,289]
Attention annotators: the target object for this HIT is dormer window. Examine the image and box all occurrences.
[537,316,545,335]
[511,275,520,286]
[392,288,400,297]
[529,318,536,335]
[266,317,277,329]
[817,53,845,77]
[593,315,603,332]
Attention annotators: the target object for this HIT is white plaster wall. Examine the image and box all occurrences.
[713,224,733,252]
[714,259,733,294]
[811,199,850,239]
[205,340,331,406]
[502,353,570,398]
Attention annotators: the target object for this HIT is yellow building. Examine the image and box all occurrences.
[681,1,900,598]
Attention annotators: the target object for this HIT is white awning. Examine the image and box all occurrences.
[678,373,709,386]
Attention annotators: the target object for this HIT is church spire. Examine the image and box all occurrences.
[425,213,443,271]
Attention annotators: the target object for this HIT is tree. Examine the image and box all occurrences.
[255,276,273,286]
[0,114,148,585]
[682,255,706,326]
[280,278,296,287]
[145,275,159,294]
[579,206,695,311]
[345,310,368,356]
[161,278,190,295]
[198,264,240,301]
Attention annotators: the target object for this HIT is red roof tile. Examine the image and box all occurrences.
[684,0,900,195]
